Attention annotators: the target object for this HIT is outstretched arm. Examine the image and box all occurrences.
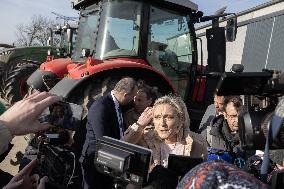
[0,92,61,154]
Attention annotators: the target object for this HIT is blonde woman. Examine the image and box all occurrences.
[124,95,207,168]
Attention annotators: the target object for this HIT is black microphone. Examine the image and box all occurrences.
[261,99,284,182]
[271,99,284,139]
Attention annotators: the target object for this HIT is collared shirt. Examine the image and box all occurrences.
[111,91,124,139]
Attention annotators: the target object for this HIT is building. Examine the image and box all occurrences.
[196,0,284,72]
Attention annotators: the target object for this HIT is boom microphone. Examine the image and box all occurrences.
[261,99,284,181]
[271,99,284,139]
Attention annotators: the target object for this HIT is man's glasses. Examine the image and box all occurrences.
[226,114,239,120]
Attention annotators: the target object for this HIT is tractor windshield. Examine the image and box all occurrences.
[94,0,143,60]
[72,4,99,62]
[147,5,194,98]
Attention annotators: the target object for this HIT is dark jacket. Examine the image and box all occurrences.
[198,104,216,133]
[199,114,223,148]
[198,104,217,147]
[80,92,124,189]
[209,117,254,169]
[210,116,241,154]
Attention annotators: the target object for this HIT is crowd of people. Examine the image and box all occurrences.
[0,77,281,189]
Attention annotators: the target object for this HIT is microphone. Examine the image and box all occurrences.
[271,99,284,139]
[261,99,284,182]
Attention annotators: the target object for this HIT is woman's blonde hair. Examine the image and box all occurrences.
[153,95,190,142]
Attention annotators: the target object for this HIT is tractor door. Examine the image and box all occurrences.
[146,5,194,99]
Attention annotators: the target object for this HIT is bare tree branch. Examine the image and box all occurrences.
[15,15,56,47]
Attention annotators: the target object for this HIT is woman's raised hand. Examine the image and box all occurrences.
[137,107,153,128]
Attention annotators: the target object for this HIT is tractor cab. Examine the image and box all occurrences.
[72,0,198,97]
[28,0,235,129]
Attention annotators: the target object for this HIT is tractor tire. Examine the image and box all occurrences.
[68,76,120,155]
[0,61,5,97]
[2,61,39,105]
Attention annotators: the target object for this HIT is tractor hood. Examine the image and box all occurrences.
[0,46,52,64]
[27,58,79,91]
[39,58,74,78]
[67,58,171,83]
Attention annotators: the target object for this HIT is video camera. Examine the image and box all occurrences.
[217,69,284,186]
[216,70,284,150]
[20,101,84,189]
[36,143,77,189]
[94,136,152,187]
[25,128,80,189]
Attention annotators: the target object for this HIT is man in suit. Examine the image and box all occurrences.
[80,77,138,189]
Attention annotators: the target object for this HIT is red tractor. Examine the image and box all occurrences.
[27,0,237,130]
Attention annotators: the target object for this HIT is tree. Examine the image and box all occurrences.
[15,15,56,47]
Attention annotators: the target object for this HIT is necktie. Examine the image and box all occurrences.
[118,106,124,139]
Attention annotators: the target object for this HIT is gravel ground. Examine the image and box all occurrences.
[0,136,28,176]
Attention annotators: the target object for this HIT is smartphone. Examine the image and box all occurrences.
[39,101,83,130]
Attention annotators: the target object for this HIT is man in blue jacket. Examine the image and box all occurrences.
[80,77,138,189]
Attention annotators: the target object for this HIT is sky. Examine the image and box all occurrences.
[0,0,78,44]
[0,0,271,45]
[193,0,271,16]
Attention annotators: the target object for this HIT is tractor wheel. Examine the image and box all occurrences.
[2,61,39,105]
[0,61,5,97]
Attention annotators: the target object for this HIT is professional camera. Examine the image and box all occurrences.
[19,129,79,189]
[216,70,284,185]
[19,101,84,188]
[36,134,79,189]
[216,70,284,150]
[26,101,84,188]
[94,136,152,188]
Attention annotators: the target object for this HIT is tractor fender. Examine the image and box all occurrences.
[27,58,75,91]
[49,77,83,98]
[39,58,74,78]
[49,64,175,99]
[27,68,60,92]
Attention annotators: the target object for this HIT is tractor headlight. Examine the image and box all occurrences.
[3,50,11,55]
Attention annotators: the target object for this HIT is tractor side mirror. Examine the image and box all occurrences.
[226,17,237,42]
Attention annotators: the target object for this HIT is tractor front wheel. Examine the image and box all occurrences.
[2,61,39,105]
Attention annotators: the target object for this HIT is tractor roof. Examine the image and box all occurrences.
[72,0,198,11]
[164,0,198,11]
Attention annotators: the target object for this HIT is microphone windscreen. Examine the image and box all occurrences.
[274,99,284,118]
